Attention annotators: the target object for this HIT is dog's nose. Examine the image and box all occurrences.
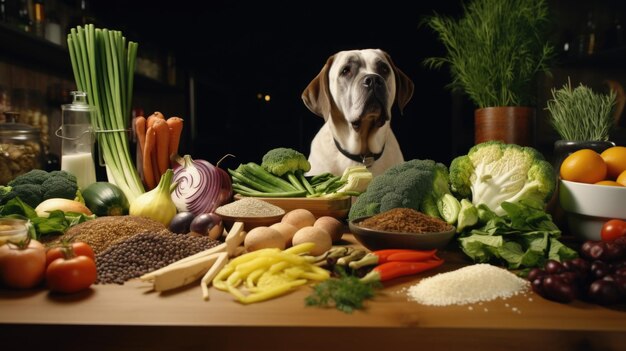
[362,74,384,89]
[363,74,387,101]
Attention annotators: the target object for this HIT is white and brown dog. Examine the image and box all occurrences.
[302,49,414,176]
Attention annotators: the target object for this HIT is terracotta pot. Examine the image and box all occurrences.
[474,106,534,146]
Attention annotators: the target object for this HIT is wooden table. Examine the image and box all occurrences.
[1,236,625,351]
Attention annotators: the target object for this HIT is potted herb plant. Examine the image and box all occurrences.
[547,79,617,169]
[422,0,554,146]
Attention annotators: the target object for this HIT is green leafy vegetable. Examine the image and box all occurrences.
[0,198,93,238]
[305,269,380,313]
[457,201,577,269]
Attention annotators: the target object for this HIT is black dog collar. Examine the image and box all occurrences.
[333,138,384,168]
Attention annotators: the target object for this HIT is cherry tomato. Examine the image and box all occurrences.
[0,239,46,289]
[46,242,95,267]
[46,255,97,294]
[601,219,626,242]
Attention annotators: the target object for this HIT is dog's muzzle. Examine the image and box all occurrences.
[359,74,389,128]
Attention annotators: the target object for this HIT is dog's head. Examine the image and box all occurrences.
[302,49,414,158]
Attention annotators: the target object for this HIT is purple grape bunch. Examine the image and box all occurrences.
[528,236,626,305]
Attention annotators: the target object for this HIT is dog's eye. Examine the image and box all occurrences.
[379,63,390,76]
[340,66,351,76]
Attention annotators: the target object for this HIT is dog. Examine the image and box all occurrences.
[301,49,414,177]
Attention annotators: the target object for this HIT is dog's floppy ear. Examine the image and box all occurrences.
[384,52,415,115]
[302,54,335,120]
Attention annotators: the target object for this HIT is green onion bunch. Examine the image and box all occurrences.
[67,24,144,201]
[546,80,616,141]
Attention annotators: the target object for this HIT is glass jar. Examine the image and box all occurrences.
[0,112,45,185]
[0,218,31,245]
[59,91,96,190]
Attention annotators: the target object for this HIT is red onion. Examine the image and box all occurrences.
[171,155,228,216]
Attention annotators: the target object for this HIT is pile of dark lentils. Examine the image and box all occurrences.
[96,231,220,284]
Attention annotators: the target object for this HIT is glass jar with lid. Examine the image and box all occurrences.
[0,111,45,185]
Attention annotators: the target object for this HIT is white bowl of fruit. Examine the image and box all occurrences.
[558,146,626,241]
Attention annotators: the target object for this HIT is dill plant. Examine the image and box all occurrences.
[422,0,554,108]
[546,80,616,141]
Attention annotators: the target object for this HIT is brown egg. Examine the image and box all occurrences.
[281,208,316,229]
[314,216,345,242]
[244,226,286,252]
[270,222,299,247]
[291,226,332,256]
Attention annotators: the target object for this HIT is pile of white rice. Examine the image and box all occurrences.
[407,263,530,306]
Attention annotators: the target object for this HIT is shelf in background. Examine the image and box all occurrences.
[0,22,183,92]
[556,46,626,68]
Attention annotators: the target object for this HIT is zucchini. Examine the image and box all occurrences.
[82,182,130,216]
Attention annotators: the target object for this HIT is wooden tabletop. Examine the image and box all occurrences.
[1,236,625,351]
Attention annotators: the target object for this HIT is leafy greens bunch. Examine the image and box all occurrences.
[458,201,577,270]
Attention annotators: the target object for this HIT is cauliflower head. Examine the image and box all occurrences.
[449,140,556,216]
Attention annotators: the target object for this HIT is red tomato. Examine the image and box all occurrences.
[0,239,46,289]
[46,255,97,294]
[601,219,626,242]
[46,242,95,267]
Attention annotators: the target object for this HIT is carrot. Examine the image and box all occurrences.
[152,118,170,177]
[147,111,166,129]
[134,116,147,156]
[349,249,438,270]
[166,116,183,160]
[143,126,157,190]
[359,258,444,283]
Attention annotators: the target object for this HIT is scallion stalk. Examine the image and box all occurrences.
[67,24,145,201]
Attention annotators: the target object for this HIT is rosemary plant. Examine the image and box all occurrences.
[422,0,554,108]
[546,80,616,141]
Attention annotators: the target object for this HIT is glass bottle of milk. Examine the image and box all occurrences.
[59,91,96,190]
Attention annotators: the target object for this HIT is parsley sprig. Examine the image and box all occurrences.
[304,267,380,313]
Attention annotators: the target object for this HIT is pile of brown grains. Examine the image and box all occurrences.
[358,208,453,233]
[52,216,168,254]
[216,198,285,217]
[96,231,220,284]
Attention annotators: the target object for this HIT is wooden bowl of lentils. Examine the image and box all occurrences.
[215,197,285,231]
[349,207,456,251]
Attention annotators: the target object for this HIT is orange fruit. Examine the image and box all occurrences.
[601,146,626,180]
[560,149,607,184]
[594,180,623,186]
[617,170,626,186]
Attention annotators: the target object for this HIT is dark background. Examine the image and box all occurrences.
[92,0,465,167]
[90,0,625,169]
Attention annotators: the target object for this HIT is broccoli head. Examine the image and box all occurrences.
[1,169,79,208]
[261,147,313,194]
[9,184,43,208]
[8,169,50,186]
[348,159,453,221]
[48,170,78,184]
[449,140,556,216]
[262,147,311,176]
[41,176,79,201]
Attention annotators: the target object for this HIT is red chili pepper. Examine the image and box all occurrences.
[359,258,444,283]
[348,249,437,270]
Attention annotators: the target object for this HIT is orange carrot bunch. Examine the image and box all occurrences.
[134,111,183,190]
